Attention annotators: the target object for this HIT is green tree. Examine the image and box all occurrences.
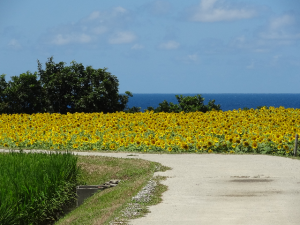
[37,56,132,114]
[0,74,10,113]
[0,72,46,114]
[37,57,77,114]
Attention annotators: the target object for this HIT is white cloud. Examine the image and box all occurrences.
[50,33,92,45]
[260,15,300,40]
[176,53,200,64]
[253,49,268,53]
[159,40,180,50]
[269,15,294,30]
[269,55,281,66]
[113,6,127,14]
[149,1,172,15]
[7,39,22,50]
[44,6,135,47]
[230,35,260,52]
[109,31,136,44]
[131,44,144,49]
[262,33,300,40]
[85,7,127,21]
[51,34,69,45]
[91,26,107,35]
[273,55,280,61]
[188,54,198,61]
[230,35,246,48]
[78,34,92,43]
[246,61,254,69]
[229,13,300,53]
[189,0,256,22]
[87,11,101,20]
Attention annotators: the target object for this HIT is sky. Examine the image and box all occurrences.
[1,0,300,93]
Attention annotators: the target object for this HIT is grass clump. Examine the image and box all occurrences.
[0,150,81,225]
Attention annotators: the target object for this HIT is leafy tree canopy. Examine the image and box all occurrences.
[0,56,133,115]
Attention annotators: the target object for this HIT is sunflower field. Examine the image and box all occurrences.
[0,106,299,156]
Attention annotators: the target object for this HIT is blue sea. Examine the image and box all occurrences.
[124,93,300,112]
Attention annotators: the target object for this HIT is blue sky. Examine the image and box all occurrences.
[1,0,300,93]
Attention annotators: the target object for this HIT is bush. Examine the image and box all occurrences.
[123,106,142,113]
[144,94,221,113]
[256,105,269,110]
[242,106,270,111]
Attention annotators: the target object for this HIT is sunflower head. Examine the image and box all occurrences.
[283,145,289,151]
[181,142,189,150]
[243,141,250,147]
[252,142,258,149]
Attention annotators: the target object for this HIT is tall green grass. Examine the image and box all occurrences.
[0,150,81,225]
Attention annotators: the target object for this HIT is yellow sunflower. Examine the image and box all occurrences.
[252,141,258,149]
[243,141,250,147]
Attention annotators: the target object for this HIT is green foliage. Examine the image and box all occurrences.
[0,74,10,113]
[242,106,270,111]
[144,94,221,113]
[123,94,221,114]
[0,71,46,114]
[256,105,269,110]
[0,56,132,115]
[124,106,142,113]
[0,151,81,224]
[242,107,250,111]
[37,56,132,114]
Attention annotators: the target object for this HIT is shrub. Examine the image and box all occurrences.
[144,94,221,113]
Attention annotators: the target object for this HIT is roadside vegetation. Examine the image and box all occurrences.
[55,155,170,225]
[0,151,171,224]
[0,151,80,224]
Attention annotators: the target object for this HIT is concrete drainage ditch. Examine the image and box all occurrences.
[76,179,120,207]
[61,179,121,219]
